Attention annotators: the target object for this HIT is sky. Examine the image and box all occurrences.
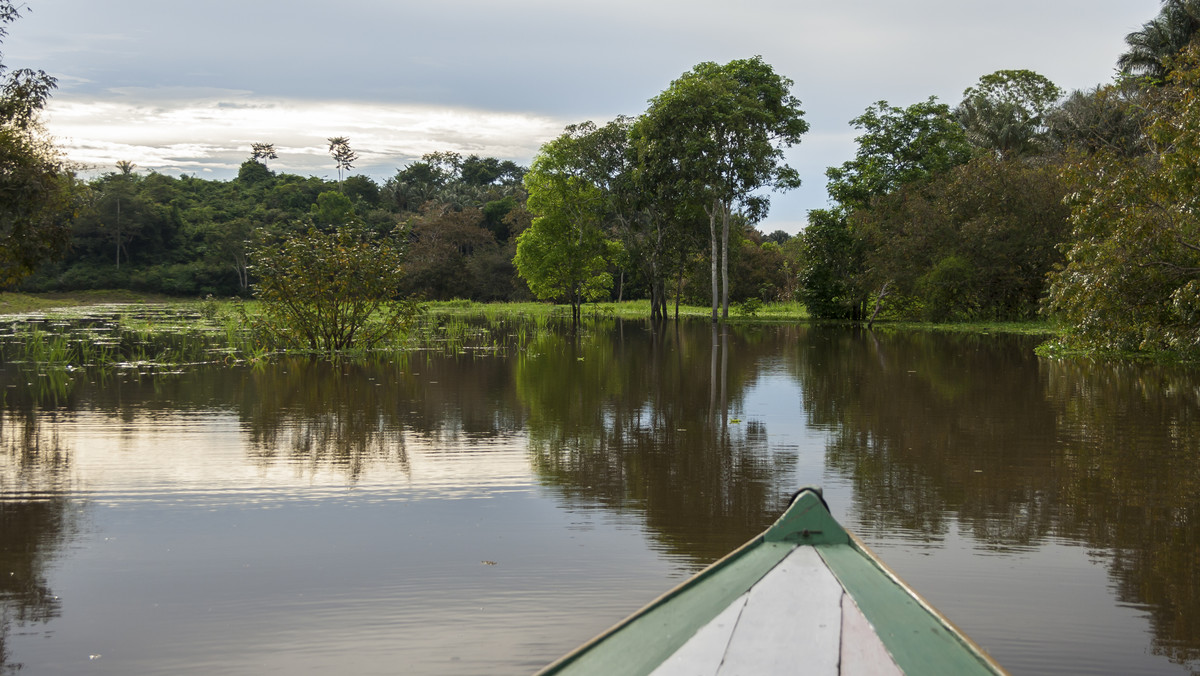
[6,0,1160,234]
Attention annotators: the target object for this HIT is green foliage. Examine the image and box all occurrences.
[858,156,1069,321]
[638,56,808,320]
[327,136,356,186]
[248,221,418,353]
[955,69,1062,157]
[237,159,273,185]
[310,190,355,226]
[0,3,76,287]
[1046,82,1152,157]
[399,207,518,300]
[516,124,627,323]
[796,209,866,320]
[1045,45,1200,354]
[826,97,971,211]
[1118,0,1200,81]
[734,297,763,317]
[916,255,978,322]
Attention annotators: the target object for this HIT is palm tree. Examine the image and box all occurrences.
[1118,0,1200,80]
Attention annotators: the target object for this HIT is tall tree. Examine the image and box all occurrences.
[1046,83,1152,157]
[515,128,620,325]
[251,142,277,162]
[826,97,971,212]
[638,56,808,321]
[796,209,866,320]
[807,97,971,320]
[327,136,356,189]
[955,70,1062,158]
[1046,43,1200,354]
[0,2,76,287]
[1118,0,1200,81]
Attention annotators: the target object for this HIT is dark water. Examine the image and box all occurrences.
[1,319,1198,675]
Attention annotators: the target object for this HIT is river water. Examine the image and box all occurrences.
[1,319,1197,675]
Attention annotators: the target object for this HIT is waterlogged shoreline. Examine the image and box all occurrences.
[0,290,1051,369]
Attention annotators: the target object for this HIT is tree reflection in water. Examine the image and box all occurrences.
[0,319,1197,672]
[236,353,529,480]
[0,383,76,676]
[518,322,789,564]
[791,327,1200,670]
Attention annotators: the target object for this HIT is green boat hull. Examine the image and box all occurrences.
[535,488,1007,676]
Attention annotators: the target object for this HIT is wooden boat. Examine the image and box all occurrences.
[535,487,1007,675]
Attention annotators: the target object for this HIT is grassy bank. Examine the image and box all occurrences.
[3,292,1057,334]
[0,290,181,314]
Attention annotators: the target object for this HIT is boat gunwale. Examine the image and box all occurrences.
[835,527,1010,675]
[533,488,1009,675]
[532,521,776,675]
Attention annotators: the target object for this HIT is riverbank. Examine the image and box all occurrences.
[1,291,1056,335]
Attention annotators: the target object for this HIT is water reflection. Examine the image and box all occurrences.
[0,405,74,676]
[791,328,1200,671]
[1045,360,1200,669]
[0,319,1197,674]
[519,323,787,562]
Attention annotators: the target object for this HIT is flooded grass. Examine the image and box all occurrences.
[0,294,1062,373]
[0,304,240,369]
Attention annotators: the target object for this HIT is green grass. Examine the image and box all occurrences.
[0,290,180,315]
[1,292,1064,367]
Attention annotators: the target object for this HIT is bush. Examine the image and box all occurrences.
[249,221,420,353]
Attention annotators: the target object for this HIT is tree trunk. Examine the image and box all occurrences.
[709,203,719,323]
[675,265,683,321]
[868,280,892,329]
[721,205,730,320]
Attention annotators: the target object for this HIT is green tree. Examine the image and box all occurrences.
[1118,0,1200,81]
[796,209,866,320]
[638,56,808,321]
[809,97,970,319]
[0,2,76,287]
[826,97,972,212]
[955,69,1062,157]
[1045,45,1200,354]
[857,156,1069,321]
[1046,82,1152,157]
[515,130,620,324]
[249,220,416,353]
[327,136,356,189]
[251,142,277,162]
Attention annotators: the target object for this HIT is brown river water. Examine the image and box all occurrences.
[1,318,1197,675]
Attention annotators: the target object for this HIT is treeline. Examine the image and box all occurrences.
[795,0,1200,356]
[16,147,798,307]
[16,151,535,300]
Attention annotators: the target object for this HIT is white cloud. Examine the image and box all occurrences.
[46,92,567,179]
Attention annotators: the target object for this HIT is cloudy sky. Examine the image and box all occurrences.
[7,0,1159,233]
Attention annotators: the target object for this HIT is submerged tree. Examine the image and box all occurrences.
[515,126,620,325]
[249,220,418,353]
[638,56,808,321]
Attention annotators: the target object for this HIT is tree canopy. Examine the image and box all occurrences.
[955,69,1062,157]
[1046,43,1200,354]
[515,125,621,324]
[0,2,76,287]
[825,97,971,211]
[638,56,808,321]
